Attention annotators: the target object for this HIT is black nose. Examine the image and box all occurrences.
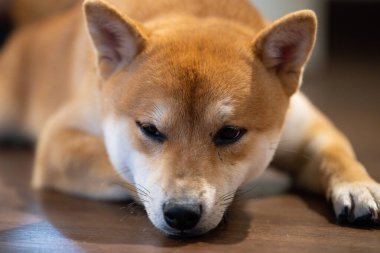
[163,200,202,231]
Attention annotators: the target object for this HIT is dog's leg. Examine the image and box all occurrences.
[32,112,131,201]
[274,92,380,224]
[0,31,26,134]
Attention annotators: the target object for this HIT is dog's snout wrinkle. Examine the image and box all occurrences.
[163,199,202,231]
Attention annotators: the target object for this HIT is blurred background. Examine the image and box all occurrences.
[1,0,380,71]
[0,0,379,172]
[1,0,379,73]
[252,0,380,72]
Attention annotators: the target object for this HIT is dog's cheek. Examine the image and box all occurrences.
[102,117,133,177]
[102,116,154,182]
[239,133,282,184]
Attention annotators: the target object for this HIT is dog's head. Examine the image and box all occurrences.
[84,0,316,236]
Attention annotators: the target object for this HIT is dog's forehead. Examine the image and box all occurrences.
[144,42,252,111]
[114,30,257,126]
[139,56,251,124]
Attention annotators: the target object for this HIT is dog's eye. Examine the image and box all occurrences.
[136,122,166,142]
[214,126,246,146]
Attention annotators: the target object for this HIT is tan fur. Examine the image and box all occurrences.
[1,0,379,235]
[10,0,79,26]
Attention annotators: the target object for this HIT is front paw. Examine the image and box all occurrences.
[330,181,380,225]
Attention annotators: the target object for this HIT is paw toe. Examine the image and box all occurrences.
[331,182,380,226]
[337,206,350,223]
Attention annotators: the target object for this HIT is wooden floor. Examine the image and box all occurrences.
[1,58,379,252]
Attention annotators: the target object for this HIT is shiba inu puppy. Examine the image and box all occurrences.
[0,0,379,236]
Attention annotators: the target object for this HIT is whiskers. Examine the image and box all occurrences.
[112,167,153,205]
[115,181,152,203]
[216,183,258,208]
[213,183,259,226]
[119,201,145,221]
[114,167,154,222]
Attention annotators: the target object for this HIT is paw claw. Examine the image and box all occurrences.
[353,213,374,225]
[337,206,349,224]
[330,182,380,226]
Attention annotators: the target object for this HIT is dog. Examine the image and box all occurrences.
[5,0,79,26]
[0,0,379,236]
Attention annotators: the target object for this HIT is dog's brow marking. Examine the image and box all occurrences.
[141,103,167,124]
[205,98,235,124]
[152,103,166,119]
[217,99,234,121]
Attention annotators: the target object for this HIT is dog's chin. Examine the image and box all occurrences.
[160,225,216,238]
[166,230,208,238]
[148,213,225,238]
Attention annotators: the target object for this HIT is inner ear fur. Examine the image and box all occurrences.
[84,0,150,79]
[253,10,317,96]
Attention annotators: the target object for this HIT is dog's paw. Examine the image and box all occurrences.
[330,181,380,225]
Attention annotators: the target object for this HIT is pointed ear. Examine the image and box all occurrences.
[84,0,149,78]
[253,10,317,96]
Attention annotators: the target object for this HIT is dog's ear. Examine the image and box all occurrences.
[253,10,317,96]
[84,0,149,78]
